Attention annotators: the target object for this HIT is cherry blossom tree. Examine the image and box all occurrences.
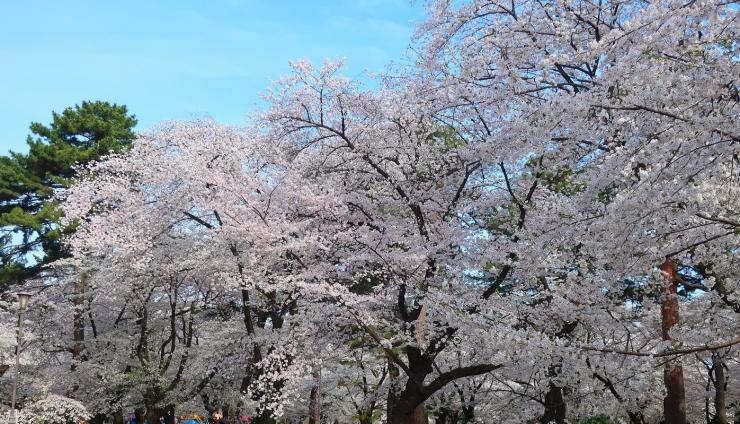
[2,0,737,423]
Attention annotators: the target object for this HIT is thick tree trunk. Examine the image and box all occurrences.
[308,366,322,424]
[386,284,495,424]
[388,402,428,424]
[660,260,686,424]
[712,353,728,424]
[387,345,431,424]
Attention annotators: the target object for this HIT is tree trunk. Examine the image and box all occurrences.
[308,366,322,424]
[112,409,125,424]
[387,360,402,423]
[145,404,175,424]
[660,260,686,424]
[712,353,728,424]
[540,382,566,424]
[135,409,144,424]
[239,288,261,393]
[68,272,87,398]
[387,346,430,424]
[540,362,566,424]
[388,403,427,424]
[386,360,426,424]
[72,272,86,363]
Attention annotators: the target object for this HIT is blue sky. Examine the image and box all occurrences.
[0,0,424,154]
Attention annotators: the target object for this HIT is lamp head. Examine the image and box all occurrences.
[17,292,31,310]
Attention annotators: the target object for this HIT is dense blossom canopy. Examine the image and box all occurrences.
[1,0,738,423]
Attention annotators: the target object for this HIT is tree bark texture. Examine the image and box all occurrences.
[660,260,686,424]
[308,366,322,424]
[712,352,728,424]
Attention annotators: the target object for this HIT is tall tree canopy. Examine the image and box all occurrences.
[2,1,738,423]
[0,101,137,287]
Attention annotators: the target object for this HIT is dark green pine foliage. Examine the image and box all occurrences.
[0,101,137,288]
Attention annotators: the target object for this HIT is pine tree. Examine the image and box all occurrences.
[0,101,137,288]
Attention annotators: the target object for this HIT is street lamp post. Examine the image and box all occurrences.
[9,292,31,424]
